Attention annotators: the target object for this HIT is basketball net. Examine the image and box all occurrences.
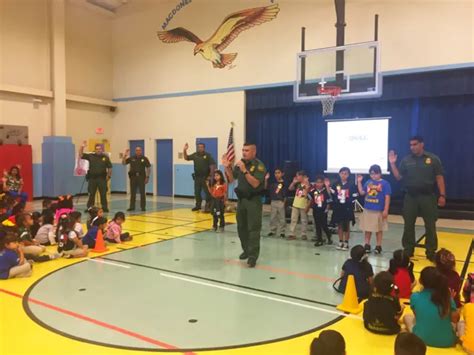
[318,86,341,116]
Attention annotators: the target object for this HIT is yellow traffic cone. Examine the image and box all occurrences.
[337,274,363,314]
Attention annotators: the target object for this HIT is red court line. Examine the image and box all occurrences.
[224,259,337,283]
[0,288,195,355]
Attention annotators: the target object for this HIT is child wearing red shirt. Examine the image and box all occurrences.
[208,170,227,232]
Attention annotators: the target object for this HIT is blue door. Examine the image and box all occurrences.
[196,138,218,163]
[129,140,145,155]
[156,139,173,196]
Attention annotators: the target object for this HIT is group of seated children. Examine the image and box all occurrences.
[336,244,473,352]
[266,164,391,254]
[0,196,132,280]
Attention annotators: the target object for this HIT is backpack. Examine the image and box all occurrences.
[57,230,78,253]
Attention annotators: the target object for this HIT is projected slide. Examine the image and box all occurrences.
[327,118,389,174]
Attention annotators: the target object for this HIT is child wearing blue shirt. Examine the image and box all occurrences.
[0,232,32,279]
[82,217,107,249]
[357,164,391,254]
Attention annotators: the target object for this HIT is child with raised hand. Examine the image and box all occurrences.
[363,271,403,335]
[435,248,461,308]
[0,232,32,279]
[207,170,227,232]
[34,211,56,246]
[389,249,416,299]
[288,171,310,240]
[265,168,286,238]
[105,212,132,243]
[57,215,88,258]
[82,216,107,249]
[404,266,460,348]
[337,244,374,300]
[327,167,358,250]
[306,175,332,246]
[357,164,391,254]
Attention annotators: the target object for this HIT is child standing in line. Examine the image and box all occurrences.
[288,171,310,240]
[363,271,404,335]
[207,170,227,232]
[389,249,416,299]
[105,212,132,243]
[357,164,391,254]
[265,168,286,238]
[34,212,56,246]
[0,232,32,279]
[306,175,332,246]
[435,248,462,308]
[82,216,107,249]
[327,167,357,251]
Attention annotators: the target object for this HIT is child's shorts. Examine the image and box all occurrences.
[359,209,388,232]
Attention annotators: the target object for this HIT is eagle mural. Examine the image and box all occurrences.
[157,4,280,69]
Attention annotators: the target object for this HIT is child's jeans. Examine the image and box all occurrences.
[289,207,308,237]
[313,211,331,240]
[269,200,286,235]
[211,198,225,228]
[8,190,28,203]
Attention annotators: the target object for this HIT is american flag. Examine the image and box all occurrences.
[225,126,235,163]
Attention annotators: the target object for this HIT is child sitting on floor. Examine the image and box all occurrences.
[0,232,32,279]
[105,212,132,243]
[435,248,461,308]
[310,330,345,355]
[82,217,107,249]
[34,212,56,246]
[389,249,416,299]
[57,215,88,258]
[337,244,374,300]
[394,333,426,355]
[460,273,474,355]
[404,266,460,348]
[363,271,403,334]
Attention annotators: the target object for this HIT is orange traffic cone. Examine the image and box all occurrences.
[336,275,363,314]
[91,229,108,253]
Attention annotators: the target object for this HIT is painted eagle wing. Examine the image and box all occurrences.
[207,4,279,52]
[157,27,203,44]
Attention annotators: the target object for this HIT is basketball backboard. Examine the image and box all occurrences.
[294,41,382,103]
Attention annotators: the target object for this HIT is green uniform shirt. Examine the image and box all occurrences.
[233,159,266,194]
[186,152,215,177]
[399,151,444,194]
[82,153,112,177]
[125,155,151,176]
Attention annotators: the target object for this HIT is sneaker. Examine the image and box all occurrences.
[191,207,200,212]
[374,246,382,255]
[364,244,371,253]
[49,253,61,260]
[267,232,275,237]
[280,233,286,238]
[287,235,297,240]
[326,237,333,245]
[342,242,349,251]
[239,252,248,260]
[247,257,257,268]
[301,235,308,241]
[336,242,344,250]
[314,240,324,247]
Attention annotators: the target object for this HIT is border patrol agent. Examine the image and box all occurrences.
[183,142,216,212]
[122,146,151,212]
[389,136,446,261]
[79,141,112,212]
[224,143,266,268]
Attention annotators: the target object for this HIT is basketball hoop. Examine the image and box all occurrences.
[318,85,341,116]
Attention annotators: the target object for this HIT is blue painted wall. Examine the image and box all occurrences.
[32,163,42,197]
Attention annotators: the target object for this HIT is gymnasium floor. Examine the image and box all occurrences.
[1,195,473,355]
